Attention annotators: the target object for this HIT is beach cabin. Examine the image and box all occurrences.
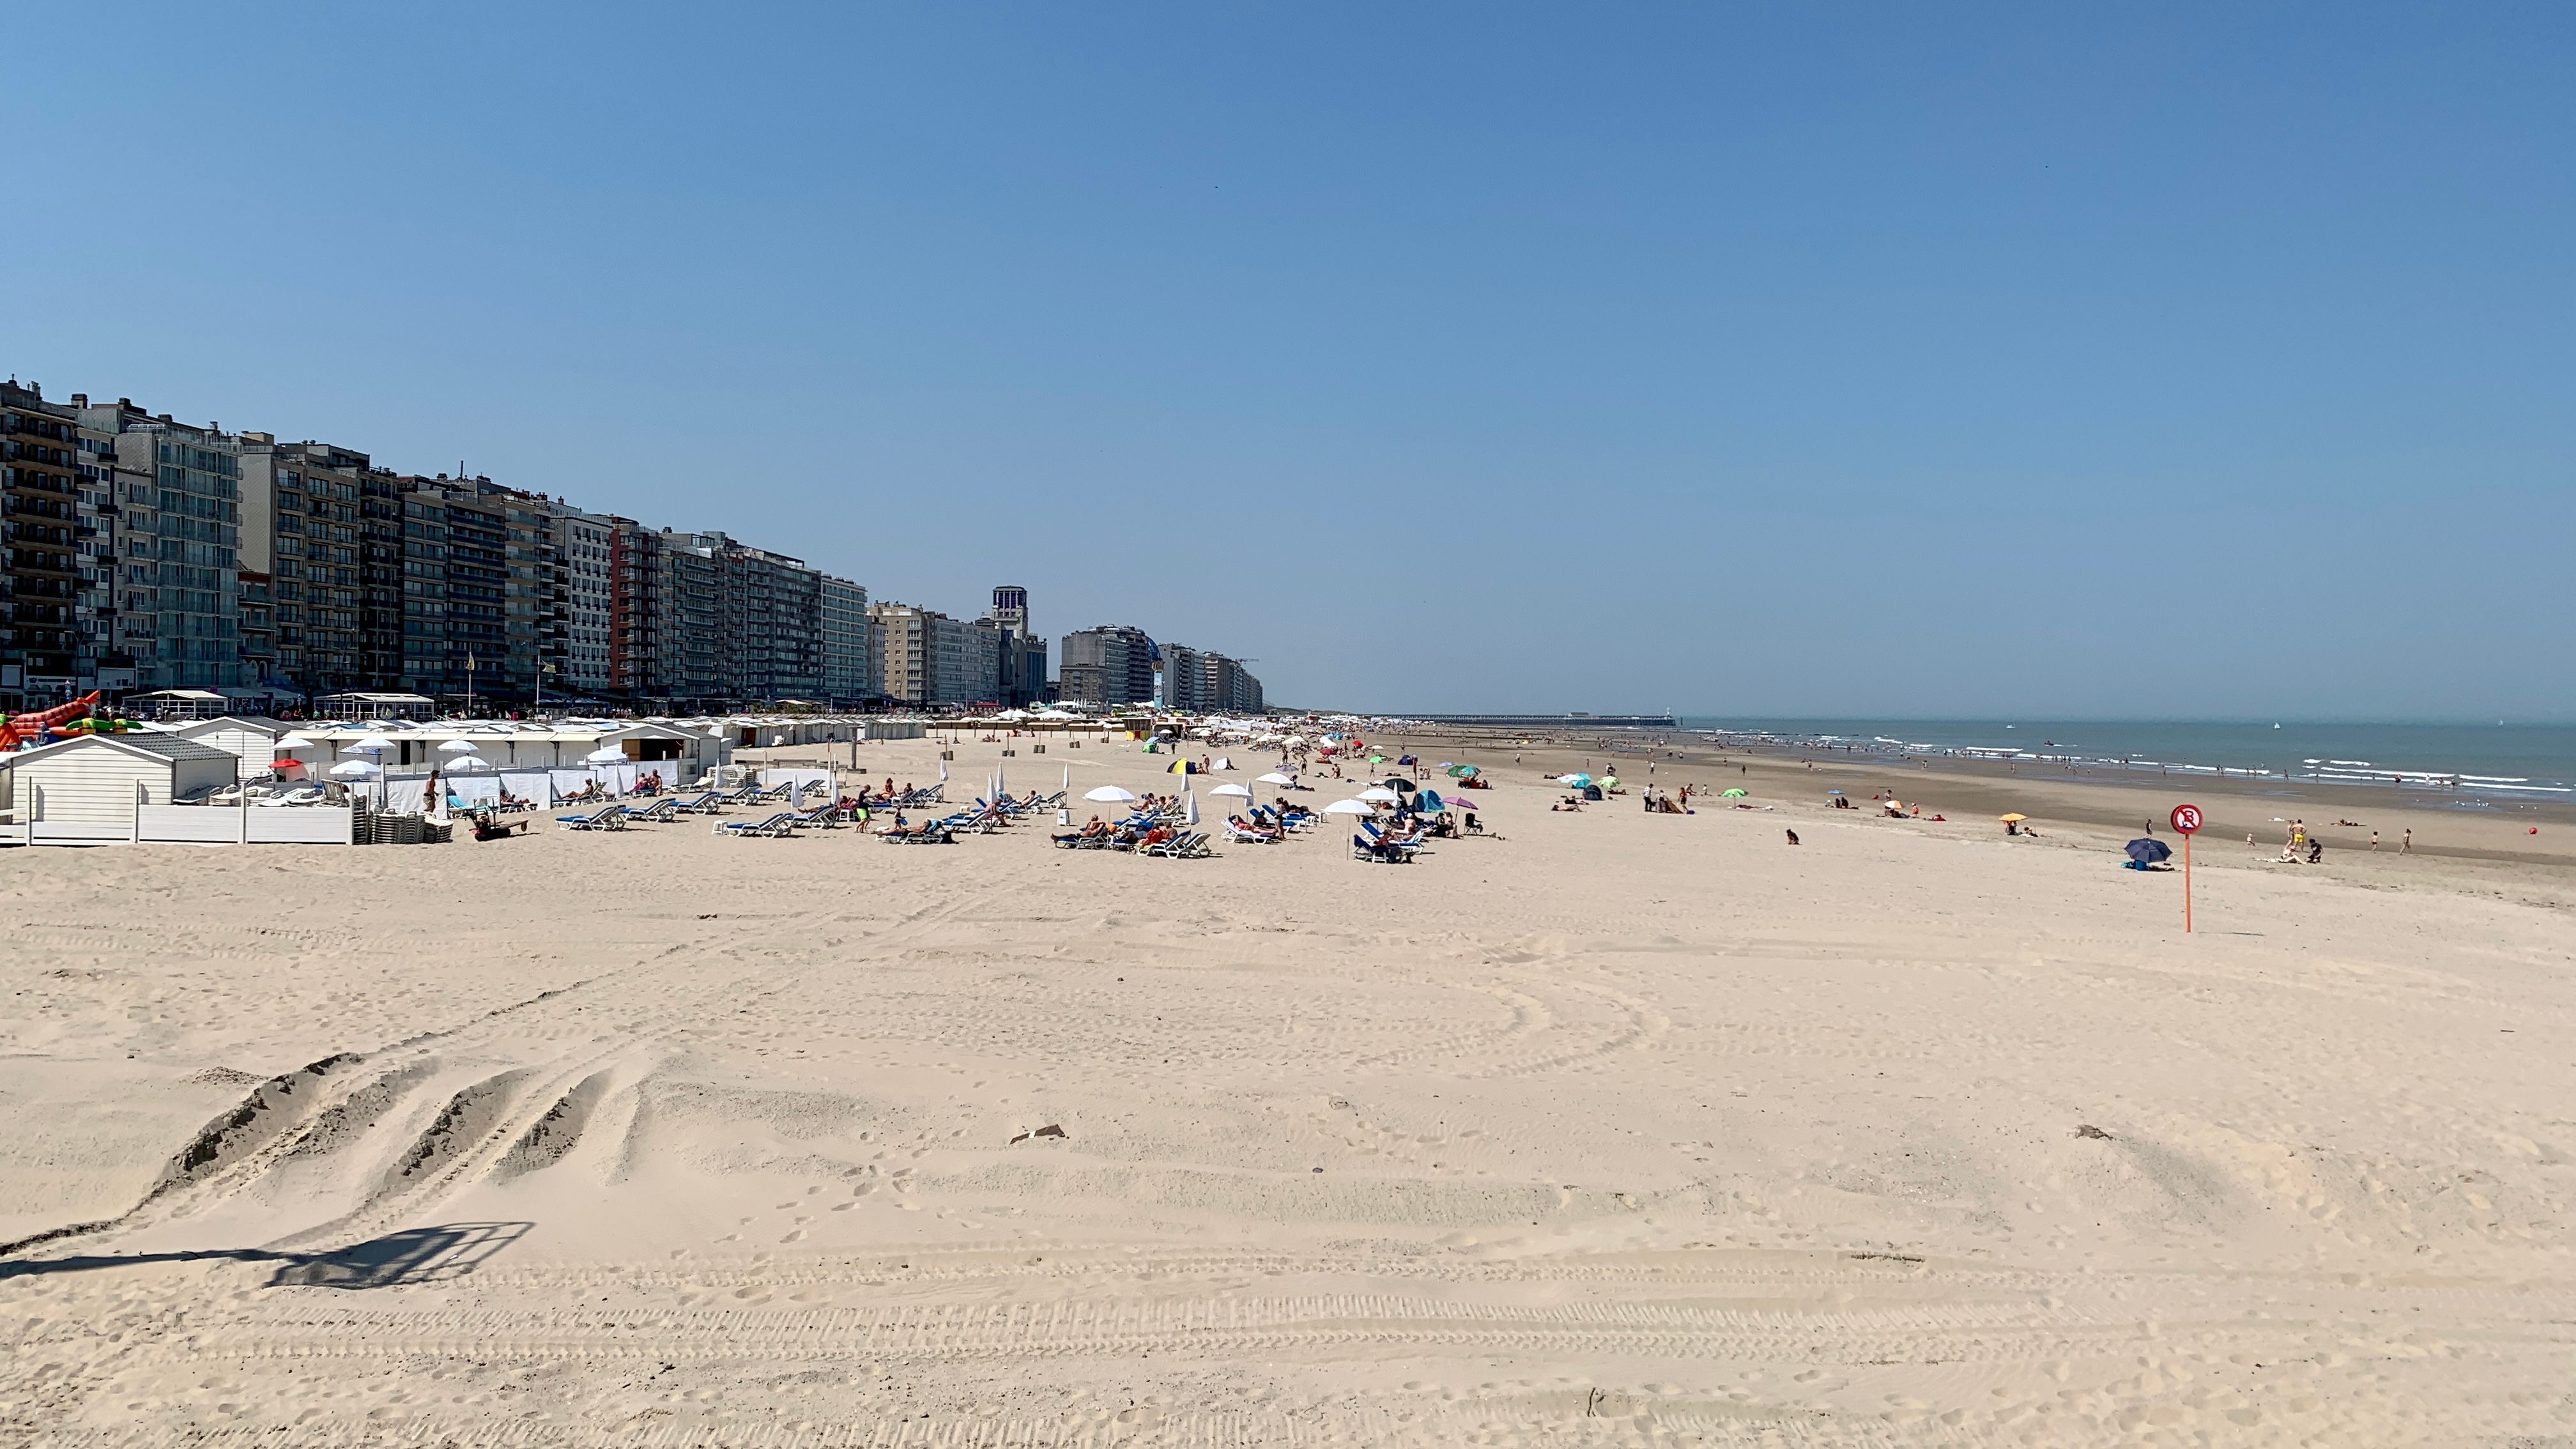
[0,733,239,836]
[167,716,298,775]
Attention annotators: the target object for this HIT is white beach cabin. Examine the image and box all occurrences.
[0,733,240,841]
[167,716,298,775]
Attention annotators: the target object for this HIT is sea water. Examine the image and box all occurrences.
[1674,719,2576,799]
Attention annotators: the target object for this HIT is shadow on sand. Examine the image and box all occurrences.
[0,1221,532,1289]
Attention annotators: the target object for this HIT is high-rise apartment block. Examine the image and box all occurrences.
[72,397,250,695]
[1057,624,1157,709]
[820,576,872,704]
[238,438,373,696]
[1128,638,1264,714]
[6,373,1270,715]
[544,505,616,696]
[983,585,1047,707]
[2,382,87,705]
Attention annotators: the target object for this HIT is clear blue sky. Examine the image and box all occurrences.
[8,4,2570,719]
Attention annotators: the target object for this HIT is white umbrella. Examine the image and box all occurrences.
[445,755,496,772]
[1036,709,1077,721]
[1321,799,1374,816]
[328,760,379,779]
[438,739,481,755]
[1256,771,1294,786]
[1357,786,1401,804]
[1084,785,1138,804]
[1183,792,1199,825]
[276,732,314,749]
[585,747,627,764]
[342,739,395,810]
[1208,783,1252,799]
[1061,763,1071,794]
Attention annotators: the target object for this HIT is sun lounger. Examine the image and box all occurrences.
[1351,832,1408,863]
[1143,831,1212,859]
[1224,821,1281,845]
[668,790,725,815]
[556,804,629,831]
[1360,820,1422,857]
[627,798,680,824]
[880,823,955,844]
[717,811,799,838]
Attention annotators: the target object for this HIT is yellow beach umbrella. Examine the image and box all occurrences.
[1998,813,2028,822]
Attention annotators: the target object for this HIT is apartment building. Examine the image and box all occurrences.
[820,575,873,703]
[1158,643,1264,714]
[441,488,511,697]
[1058,624,1156,709]
[495,489,546,702]
[237,437,372,696]
[1,381,88,706]
[68,402,126,692]
[700,532,820,702]
[68,399,248,694]
[542,504,615,696]
[397,485,450,695]
[983,585,1048,707]
[868,601,1000,706]
[628,529,723,705]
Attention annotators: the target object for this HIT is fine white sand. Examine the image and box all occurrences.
[3,734,2573,1446]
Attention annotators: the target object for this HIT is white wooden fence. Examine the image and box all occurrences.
[7,800,355,847]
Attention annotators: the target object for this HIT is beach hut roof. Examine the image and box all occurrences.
[171,715,294,737]
[0,731,238,769]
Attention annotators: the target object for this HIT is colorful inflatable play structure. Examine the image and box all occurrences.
[0,691,103,751]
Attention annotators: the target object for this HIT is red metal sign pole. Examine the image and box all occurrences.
[2169,804,2202,934]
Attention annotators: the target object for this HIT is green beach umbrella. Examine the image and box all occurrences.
[1721,788,1747,798]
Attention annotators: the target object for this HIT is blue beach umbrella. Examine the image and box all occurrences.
[2124,838,2172,865]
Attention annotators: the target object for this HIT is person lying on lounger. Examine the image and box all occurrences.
[1053,815,1112,845]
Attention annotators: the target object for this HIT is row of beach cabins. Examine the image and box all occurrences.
[0,710,932,847]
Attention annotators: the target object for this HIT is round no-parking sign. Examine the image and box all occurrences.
[2170,803,2202,835]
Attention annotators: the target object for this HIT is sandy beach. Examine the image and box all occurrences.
[5,730,2575,1446]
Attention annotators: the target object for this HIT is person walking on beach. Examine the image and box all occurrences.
[2372,829,2380,850]
[2402,828,2412,854]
